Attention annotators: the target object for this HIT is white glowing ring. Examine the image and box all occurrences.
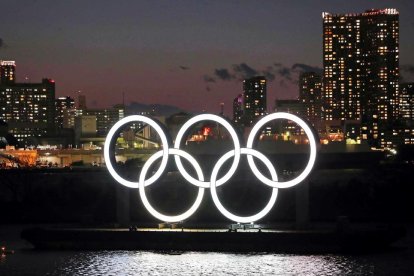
[105,112,317,223]
[246,112,317,189]
[174,114,241,188]
[139,148,204,223]
[210,148,278,223]
[104,115,169,188]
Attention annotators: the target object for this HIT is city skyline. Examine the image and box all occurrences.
[1,5,413,149]
[1,1,414,114]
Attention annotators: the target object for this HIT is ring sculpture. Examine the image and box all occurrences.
[104,113,317,223]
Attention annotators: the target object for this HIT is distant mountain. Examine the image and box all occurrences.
[126,102,186,117]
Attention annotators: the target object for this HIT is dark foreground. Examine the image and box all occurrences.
[21,225,405,254]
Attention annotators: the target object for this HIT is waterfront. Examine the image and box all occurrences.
[1,225,414,275]
[1,162,413,274]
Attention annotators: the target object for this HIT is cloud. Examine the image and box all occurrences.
[203,75,216,83]
[211,62,269,82]
[203,62,322,88]
[0,38,3,48]
[179,65,189,70]
[262,70,275,81]
[276,66,292,80]
[214,68,234,81]
[292,63,323,74]
[232,63,258,79]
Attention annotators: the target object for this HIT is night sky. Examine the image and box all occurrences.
[1,0,413,114]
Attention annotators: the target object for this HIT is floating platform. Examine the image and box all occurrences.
[21,226,405,253]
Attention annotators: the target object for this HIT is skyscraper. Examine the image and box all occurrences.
[399,83,413,121]
[242,76,267,126]
[0,61,16,85]
[361,9,399,148]
[398,83,414,145]
[299,72,323,126]
[322,12,363,122]
[322,9,399,148]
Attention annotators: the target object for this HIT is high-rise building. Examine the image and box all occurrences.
[322,12,363,122]
[56,96,75,129]
[299,72,323,126]
[322,9,399,148]
[398,83,414,145]
[0,77,56,143]
[361,9,399,148]
[0,61,16,85]
[232,94,243,124]
[399,83,413,121]
[242,76,267,126]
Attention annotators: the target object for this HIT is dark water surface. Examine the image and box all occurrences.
[1,225,414,275]
[1,249,414,275]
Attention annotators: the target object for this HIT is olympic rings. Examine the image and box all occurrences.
[210,148,278,223]
[104,115,169,188]
[104,112,317,223]
[246,112,317,188]
[139,148,205,222]
[174,114,241,188]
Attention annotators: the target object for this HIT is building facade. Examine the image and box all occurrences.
[274,99,304,115]
[273,99,306,138]
[0,77,56,144]
[242,76,267,126]
[56,96,75,129]
[232,94,244,124]
[398,83,414,145]
[399,83,413,121]
[322,12,363,122]
[322,9,399,148]
[299,72,323,126]
[77,105,125,137]
[0,61,16,85]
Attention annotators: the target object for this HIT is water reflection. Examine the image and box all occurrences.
[0,251,384,275]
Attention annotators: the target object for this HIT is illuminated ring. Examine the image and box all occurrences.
[246,112,317,189]
[210,148,278,223]
[174,114,241,188]
[104,115,169,188]
[139,148,204,223]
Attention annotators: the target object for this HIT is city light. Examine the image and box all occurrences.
[247,112,317,189]
[174,114,241,188]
